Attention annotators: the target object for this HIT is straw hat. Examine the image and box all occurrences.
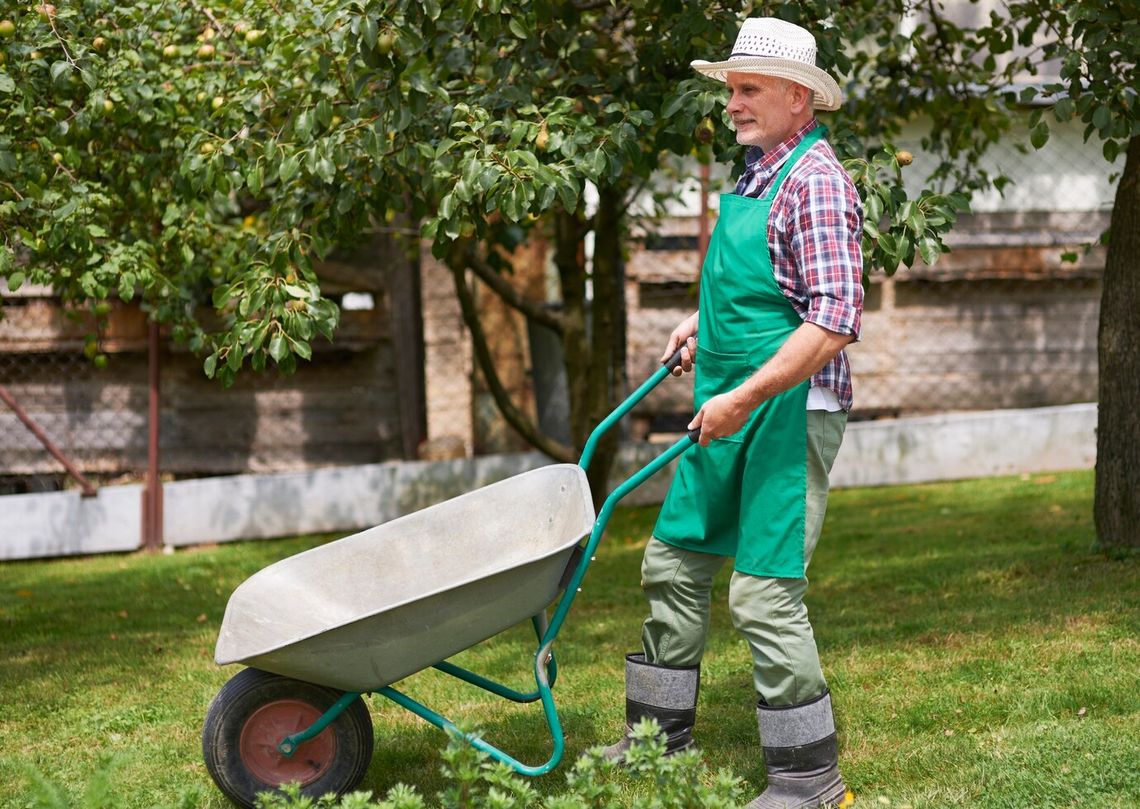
[691,18,842,111]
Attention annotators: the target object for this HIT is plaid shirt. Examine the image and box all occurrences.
[734,120,863,411]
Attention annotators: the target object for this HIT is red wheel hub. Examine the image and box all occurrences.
[239,699,337,786]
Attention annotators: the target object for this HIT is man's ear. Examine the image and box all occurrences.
[789,81,812,114]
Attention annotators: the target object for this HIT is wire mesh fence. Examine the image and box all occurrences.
[0,291,404,497]
[2,265,1104,497]
[0,349,143,495]
[624,215,1104,435]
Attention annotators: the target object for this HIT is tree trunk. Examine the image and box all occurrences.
[553,197,626,510]
[582,184,628,506]
[1094,134,1140,551]
[452,195,629,512]
[553,209,590,451]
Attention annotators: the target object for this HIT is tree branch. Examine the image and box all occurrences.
[462,243,565,334]
[447,258,576,463]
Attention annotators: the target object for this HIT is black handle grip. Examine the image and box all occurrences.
[663,346,686,373]
[687,426,701,443]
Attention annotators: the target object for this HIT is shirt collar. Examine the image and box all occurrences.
[742,119,820,176]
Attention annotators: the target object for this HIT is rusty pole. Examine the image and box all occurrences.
[142,318,163,550]
[0,385,98,497]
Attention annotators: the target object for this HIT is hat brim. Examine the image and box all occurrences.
[691,57,842,111]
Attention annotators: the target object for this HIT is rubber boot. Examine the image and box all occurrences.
[602,652,699,762]
[746,689,847,809]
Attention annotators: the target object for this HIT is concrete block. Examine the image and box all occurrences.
[831,403,1096,488]
[0,484,142,560]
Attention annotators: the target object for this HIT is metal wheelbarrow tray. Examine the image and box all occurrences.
[202,349,699,808]
[214,464,594,692]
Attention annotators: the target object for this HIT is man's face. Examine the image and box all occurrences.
[725,72,805,151]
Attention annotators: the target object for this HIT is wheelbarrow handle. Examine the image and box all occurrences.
[663,345,686,373]
[579,348,697,471]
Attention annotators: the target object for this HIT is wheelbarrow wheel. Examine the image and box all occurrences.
[202,668,373,809]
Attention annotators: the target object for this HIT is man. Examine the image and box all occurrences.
[604,17,863,809]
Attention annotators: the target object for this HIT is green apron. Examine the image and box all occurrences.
[654,126,826,579]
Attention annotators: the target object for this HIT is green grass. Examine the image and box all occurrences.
[1,469,1137,807]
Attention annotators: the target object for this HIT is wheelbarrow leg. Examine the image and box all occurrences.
[378,637,566,777]
[431,610,558,702]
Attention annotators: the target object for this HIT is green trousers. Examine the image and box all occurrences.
[640,409,847,706]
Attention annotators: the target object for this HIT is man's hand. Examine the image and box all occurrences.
[685,323,854,446]
[688,390,750,447]
[661,312,699,376]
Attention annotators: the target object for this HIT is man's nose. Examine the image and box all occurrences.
[726,91,741,113]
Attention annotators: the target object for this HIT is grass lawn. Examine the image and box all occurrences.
[1,468,1137,807]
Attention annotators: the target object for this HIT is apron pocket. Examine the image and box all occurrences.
[695,346,757,444]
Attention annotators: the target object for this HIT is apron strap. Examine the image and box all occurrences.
[760,124,828,202]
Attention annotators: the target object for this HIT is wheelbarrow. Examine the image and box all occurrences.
[202,349,699,807]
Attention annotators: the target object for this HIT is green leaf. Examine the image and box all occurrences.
[212,284,233,308]
[279,155,301,182]
[314,157,335,183]
[508,17,529,39]
[661,90,692,119]
[590,147,607,178]
[360,16,377,50]
[268,332,288,362]
[864,192,884,225]
[557,180,579,212]
[7,270,25,292]
[0,72,14,94]
[54,198,79,220]
[906,207,926,236]
[1092,104,1111,133]
[50,61,71,83]
[315,99,333,130]
[248,164,264,195]
[226,346,242,372]
[203,353,217,378]
[290,337,312,360]
[1030,121,1050,149]
[918,235,941,265]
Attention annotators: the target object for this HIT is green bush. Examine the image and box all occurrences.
[252,720,743,809]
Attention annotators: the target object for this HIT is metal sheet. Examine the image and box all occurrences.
[215,464,595,691]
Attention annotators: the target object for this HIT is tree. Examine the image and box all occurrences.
[1033,1,1139,552]
[814,0,1138,552]
[0,2,341,373]
[1,0,965,505]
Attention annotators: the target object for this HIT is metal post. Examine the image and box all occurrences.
[141,319,163,550]
[0,385,97,497]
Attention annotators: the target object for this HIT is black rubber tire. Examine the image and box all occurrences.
[202,668,373,808]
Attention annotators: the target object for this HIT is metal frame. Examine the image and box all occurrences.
[274,356,694,776]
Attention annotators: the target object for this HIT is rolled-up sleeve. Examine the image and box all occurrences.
[788,172,864,340]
